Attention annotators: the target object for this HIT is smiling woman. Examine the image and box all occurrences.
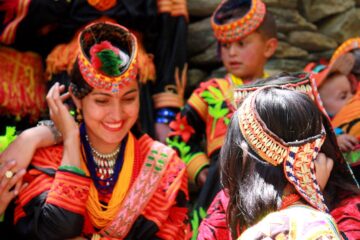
[12,22,189,240]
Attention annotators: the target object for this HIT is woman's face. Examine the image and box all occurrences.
[73,80,139,152]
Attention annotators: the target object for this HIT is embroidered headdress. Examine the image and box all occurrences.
[234,72,359,187]
[211,0,266,43]
[304,53,355,88]
[77,22,138,93]
[238,87,328,212]
[330,38,360,65]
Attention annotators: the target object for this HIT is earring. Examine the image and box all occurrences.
[76,108,83,122]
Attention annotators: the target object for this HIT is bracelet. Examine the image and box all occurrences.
[37,120,62,144]
[156,108,177,118]
[155,117,171,124]
[58,165,86,176]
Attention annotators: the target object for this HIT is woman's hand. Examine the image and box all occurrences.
[337,134,359,152]
[314,153,334,191]
[0,160,26,215]
[196,168,209,187]
[46,83,78,142]
[47,83,81,167]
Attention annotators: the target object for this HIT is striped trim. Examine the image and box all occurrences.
[46,170,91,215]
[186,153,209,183]
[19,174,52,207]
[100,142,174,238]
[0,0,31,45]
[188,94,207,121]
[207,135,225,156]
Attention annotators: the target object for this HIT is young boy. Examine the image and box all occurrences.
[166,0,278,236]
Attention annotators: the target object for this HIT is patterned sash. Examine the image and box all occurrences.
[100,141,175,238]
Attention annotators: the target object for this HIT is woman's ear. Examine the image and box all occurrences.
[69,86,82,110]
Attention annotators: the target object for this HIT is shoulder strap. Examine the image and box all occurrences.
[100,141,175,238]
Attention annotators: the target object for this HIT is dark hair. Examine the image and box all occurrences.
[221,88,323,238]
[216,0,277,40]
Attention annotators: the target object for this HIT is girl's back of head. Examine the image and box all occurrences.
[221,87,324,238]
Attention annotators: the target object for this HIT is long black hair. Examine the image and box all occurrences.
[220,87,323,238]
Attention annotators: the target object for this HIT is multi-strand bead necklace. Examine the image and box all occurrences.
[80,124,126,194]
[86,135,120,179]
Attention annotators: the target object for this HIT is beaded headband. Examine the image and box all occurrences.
[304,53,355,88]
[330,37,360,65]
[238,87,328,212]
[234,72,315,108]
[77,22,138,93]
[211,0,266,43]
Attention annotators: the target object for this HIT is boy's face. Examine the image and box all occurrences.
[318,74,353,116]
[220,32,275,81]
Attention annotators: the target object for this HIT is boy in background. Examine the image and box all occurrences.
[166,0,278,237]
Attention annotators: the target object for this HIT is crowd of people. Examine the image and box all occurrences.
[0,0,359,239]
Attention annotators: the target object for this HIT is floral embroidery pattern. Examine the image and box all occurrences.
[201,86,231,138]
[168,114,195,142]
[166,136,195,164]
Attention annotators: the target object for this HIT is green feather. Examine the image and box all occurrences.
[97,49,123,76]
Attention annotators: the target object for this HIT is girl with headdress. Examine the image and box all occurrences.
[10,22,188,239]
[228,86,341,239]
[198,73,360,240]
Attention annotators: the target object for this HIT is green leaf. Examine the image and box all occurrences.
[208,86,224,100]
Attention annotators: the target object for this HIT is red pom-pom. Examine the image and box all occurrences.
[90,41,118,70]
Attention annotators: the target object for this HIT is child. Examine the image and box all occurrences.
[306,53,360,168]
[328,38,360,180]
[229,87,341,239]
[166,0,278,236]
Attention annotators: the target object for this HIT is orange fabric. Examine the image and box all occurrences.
[46,35,79,79]
[46,171,91,215]
[15,146,90,222]
[131,31,156,84]
[87,0,116,11]
[330,38,360,65]
[332,91,360,139]
[15,135,188,239]
[157,0,189,21]
[0,0,31,45]
[0,46,46,122]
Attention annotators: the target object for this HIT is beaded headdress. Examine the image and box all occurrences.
[234,72,359,187]
[211,0,266,43]
[234,72,316,108]
[304,53,355,88]
[77,22,138,93]
[238,87,328,212]
[330,37,360,65]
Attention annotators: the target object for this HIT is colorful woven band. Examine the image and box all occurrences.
[234,73,314,108]
[238,87,328,212]
[78,22,138,93]
[211,0,266,43]
[330,37,360,65]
